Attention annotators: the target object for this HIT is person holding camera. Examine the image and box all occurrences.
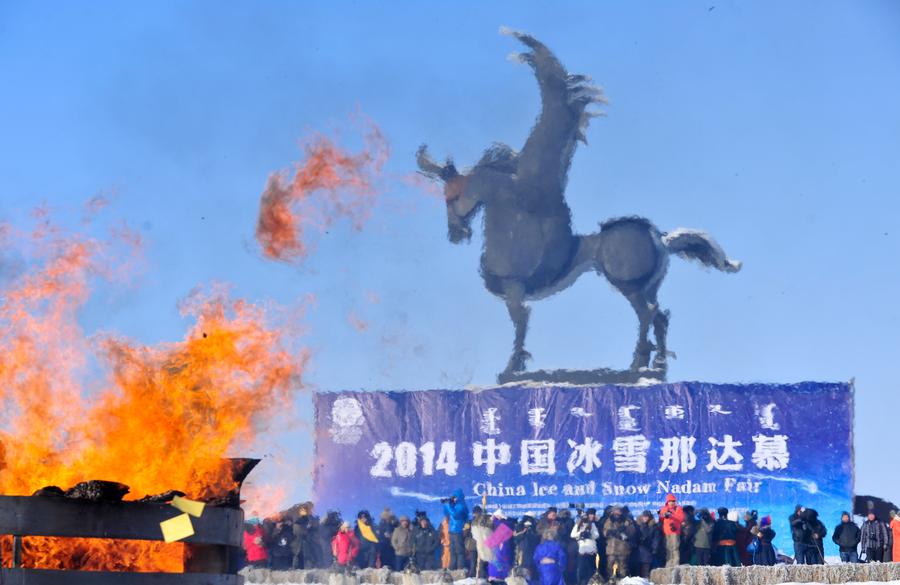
[658,494,685,568]
[442,489,469,572]
[570,508,599,585]
[602,506,635,579]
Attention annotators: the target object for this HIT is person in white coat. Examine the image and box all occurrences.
[571,509,600,585]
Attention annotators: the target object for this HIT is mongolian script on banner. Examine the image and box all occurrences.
[314,382,853,554]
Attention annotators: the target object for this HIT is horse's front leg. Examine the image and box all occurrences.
[501,280,532,375]
[625,292,656,370]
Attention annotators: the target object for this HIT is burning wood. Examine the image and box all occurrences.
[0,209,300,579]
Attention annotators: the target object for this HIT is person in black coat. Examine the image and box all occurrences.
[413,515,439,570]
[752,516,777,566]
[680,506,697,566]
[789,505,807,564]
[269,519,296,570]
[712,508,740,567]
[832,511,861,563]
[321,511,343,567]
[635,511,662,578]
[515,515,540,581]
[801,508,827,565]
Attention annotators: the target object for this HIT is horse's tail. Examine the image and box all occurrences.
[662,228,742,273]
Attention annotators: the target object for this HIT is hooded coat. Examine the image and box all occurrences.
[243,525,268,563]
[332,530,360,566]
[443,489,469,534]
[658,496,685,536]
[603,514,636,557]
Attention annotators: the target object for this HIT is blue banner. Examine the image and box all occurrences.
[314,382,853,555]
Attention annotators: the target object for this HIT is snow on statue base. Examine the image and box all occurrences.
[496,366,666,386]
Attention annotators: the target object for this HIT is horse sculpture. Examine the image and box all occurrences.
[417,29,741,382]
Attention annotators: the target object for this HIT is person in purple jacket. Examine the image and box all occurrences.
[533,528,567,585]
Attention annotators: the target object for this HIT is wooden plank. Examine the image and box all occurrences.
[0,568,242,585]
[0,496,243,546]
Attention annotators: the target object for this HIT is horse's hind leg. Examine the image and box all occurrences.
[502,280,532,374]
[625,291,656,370]
[652,306,671,370]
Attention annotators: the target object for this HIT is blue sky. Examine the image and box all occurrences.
[1,1,899,511]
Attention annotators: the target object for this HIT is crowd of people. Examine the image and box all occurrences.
[242,493,900,583]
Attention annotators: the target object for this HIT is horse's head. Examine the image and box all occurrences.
[417,145,480,244]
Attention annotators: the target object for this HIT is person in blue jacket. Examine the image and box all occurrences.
[533,529,567,585]
[443,489,469,572]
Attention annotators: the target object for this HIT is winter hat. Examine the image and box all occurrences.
[586,508,597,516]
[666,494,677,503]
[399,515,410,523]
[492,508,506,519]
[340,521,351,530]
[381,507,394,521]
[760,516,771,528]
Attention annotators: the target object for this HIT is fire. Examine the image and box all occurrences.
[1,536,183,572]
[0,212,305,571]
[255,118,389,262]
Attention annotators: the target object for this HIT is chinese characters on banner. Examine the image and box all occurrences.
[315,382,853,554]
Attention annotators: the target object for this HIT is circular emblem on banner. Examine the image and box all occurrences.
[330,397,364,444]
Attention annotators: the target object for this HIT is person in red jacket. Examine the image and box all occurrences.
[658,494,686,568]
[332,522,361,566]
[243,522,269,568]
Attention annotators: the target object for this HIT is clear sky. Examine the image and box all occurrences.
[1,1,899,511]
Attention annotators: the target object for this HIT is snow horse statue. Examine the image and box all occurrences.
[416,28,741,384]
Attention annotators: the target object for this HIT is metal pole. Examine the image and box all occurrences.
[12,534,22,568]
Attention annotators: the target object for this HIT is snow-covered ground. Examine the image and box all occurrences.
[241,568,900,585]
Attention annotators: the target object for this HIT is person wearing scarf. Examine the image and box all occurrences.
[356,510,380,568]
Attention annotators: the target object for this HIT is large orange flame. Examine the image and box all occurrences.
[0,212,304,571]
[256,119,389,262]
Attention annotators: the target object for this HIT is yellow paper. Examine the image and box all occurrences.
[172,495,205,518]
[161,513,195,543]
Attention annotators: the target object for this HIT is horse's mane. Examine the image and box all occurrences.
[475,142,518,174]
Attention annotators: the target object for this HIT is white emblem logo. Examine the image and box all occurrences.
[330,397,365,445]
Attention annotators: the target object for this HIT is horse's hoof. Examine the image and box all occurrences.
[505,350,532,374]
[630,358,650,371]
